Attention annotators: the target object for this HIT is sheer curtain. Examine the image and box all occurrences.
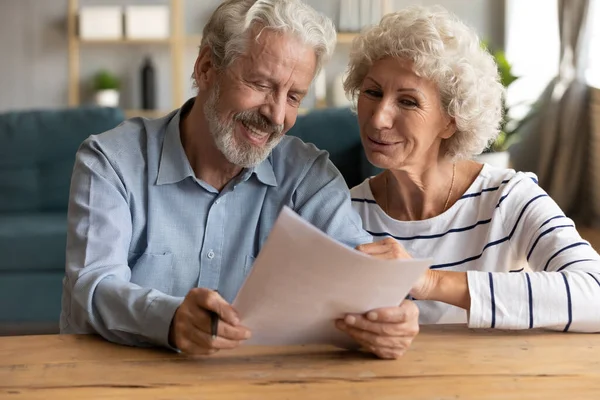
[508,0,598,224]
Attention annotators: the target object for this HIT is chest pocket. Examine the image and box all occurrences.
[129,252,174,294]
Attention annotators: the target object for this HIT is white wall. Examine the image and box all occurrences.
[0,0,504,112]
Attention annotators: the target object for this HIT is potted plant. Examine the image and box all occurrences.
[93,70,121,107]
[475,44,531,168]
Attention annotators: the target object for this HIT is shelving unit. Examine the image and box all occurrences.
[67,0,392,118]
[67,0,184,117]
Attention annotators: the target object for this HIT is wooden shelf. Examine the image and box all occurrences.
[186,35,202,46]
[124,109,171,119]
[78,38,172,45]
[336,32,359,44]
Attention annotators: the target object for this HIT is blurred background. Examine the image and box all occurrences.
[0,0,598,335]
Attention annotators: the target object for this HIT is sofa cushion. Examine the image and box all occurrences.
[287,107,380,187]
[0,271,64,322]
[0,106,125,212]
[0,212,67,271]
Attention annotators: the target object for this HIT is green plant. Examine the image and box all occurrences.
[482,42,531,153]
[93,70,120,91]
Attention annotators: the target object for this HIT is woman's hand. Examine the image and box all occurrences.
[409,269,439,299]
[356,237,412,259]
[356,238,471,310]
[336,300,419,359]
[411,270,471,310]
[352,238,418,358]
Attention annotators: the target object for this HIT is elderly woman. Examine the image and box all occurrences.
[346,6,600,331]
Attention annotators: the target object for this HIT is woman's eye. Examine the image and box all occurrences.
[400,99,418,108]
[364,89,382,98]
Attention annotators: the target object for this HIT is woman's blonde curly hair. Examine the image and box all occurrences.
[344,6,504,159]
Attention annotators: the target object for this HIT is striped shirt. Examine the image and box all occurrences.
[351,164,600,331]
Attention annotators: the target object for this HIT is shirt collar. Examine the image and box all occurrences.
[246,156,278,187]
[156,100,196,186]
[156,99,278,188]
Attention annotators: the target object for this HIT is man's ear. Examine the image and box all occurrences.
[440,116,457,140]
[194,46,216,91]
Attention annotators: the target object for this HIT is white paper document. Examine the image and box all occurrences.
[232,207,431,348]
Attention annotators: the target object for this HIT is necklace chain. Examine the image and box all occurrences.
[384,163,456,216]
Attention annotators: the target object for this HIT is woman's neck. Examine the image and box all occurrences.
[383,162,455,221]
[376,160,483,221]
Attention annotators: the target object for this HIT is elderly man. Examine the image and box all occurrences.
[61,0,417,360]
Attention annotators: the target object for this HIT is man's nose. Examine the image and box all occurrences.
[260,94,286,127]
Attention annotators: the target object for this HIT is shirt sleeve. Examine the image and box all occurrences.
[467,175,600,331]
[61,138,183,347]
[291,149,373,248]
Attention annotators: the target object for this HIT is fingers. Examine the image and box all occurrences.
[336,321,413,360]
[191,288,240,326]
[336,320,414,347]
[356,237,396,254]
[352,301,419,324]
[341,314,419,336]
[186,310,251,341]
[356,238,411,259]
[171,288,252,356]
[182,326,243,352]
[336,301,420,360]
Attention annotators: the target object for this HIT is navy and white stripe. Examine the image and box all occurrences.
[351,163,600,331]
[525,273,533,329]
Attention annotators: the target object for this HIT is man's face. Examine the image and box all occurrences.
[202,29,317,168]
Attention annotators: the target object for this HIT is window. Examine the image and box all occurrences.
[505,0,599,119]
[585,0,600,88]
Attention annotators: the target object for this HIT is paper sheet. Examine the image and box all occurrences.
[232,207,431,348]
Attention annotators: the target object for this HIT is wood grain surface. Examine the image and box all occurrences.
[1,325,599,399]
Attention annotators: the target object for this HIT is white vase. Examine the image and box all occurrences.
[95,89,120,107]
[473,151,511,169]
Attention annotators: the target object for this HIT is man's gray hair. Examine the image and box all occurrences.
[200,0,336,75]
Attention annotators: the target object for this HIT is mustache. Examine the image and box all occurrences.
[234,110,283,135]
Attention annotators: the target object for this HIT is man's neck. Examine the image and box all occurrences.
[180,98,243,191]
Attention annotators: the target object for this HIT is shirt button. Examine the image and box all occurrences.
[207,250,215,259]
[214,199,220,205]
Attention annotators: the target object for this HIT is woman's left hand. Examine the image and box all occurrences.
[356,237,412,259]
[356,238,441,301]
[336,300,419,359]
[409,269,438,300]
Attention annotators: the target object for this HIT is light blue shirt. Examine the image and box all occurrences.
[61,101,372,347]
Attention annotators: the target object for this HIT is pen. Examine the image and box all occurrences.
[210,310,219,340]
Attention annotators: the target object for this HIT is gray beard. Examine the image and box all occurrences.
[203,84,284,168]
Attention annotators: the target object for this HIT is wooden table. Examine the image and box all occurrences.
[1,325,599,399]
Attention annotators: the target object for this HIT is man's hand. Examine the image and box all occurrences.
[336,300,419,359]
[169,288,251,356]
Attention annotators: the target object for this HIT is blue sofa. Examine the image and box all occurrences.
[0,106,376,333]
[0,107,126,332]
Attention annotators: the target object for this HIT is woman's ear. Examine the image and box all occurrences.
[193,46,216,91]
[440,116,457,140]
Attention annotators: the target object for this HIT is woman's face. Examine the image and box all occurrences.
[356,57,455,170]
